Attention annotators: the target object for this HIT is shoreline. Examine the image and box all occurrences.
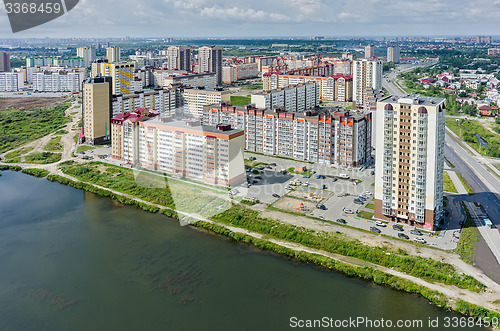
[2,166,499,326]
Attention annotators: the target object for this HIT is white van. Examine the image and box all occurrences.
[338,173,350,179]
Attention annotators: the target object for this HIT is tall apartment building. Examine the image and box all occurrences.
[183,88,230,118]
[112,87,178,117]
[0,52,10,72]
[32,70,86,92]
[100,62,135,95]
[167,46,191,70]
[26,56,84,67]
[374,96,446,230]
[365,45,374,58]
[251,82,319,112]
[198,46,223,86]
[82,76,113,145]
[203,104,371,167]
[153,70,216,89]
[387,46,401,64]
[0,72,23,91]
[77,46,96,67]
[352,59,382,106]
[106,47,121,63]
[476,36,492,44]
[111,116,245,186]
[262,73,352,103]
[222,63,259,83]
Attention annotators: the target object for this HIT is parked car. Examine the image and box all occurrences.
[338,173,350,179]
[270,163,277,166]
[357,196,366,201]
[370,227,381,233]
[266,165,272,169]
[375,221,387,227]
[365,191,372,196]
[316,174,326,179]
[414,237,427,244]
[254,175,262,179]
[322,184,327,189]
[398,233,410,240]
[336,218,347,224]
[317,204,327,210]
[370,171,375,175]
[392,225,404,231]
[354,199,364,204]
[343,208,354,214]
[241,182,250,188]
[410,229,423,236]
[304,182,310,186]
[303,174,310,178]
[272,194,280,198]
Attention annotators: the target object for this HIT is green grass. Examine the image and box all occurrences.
[241,85,262,90]
[454,202,480,264]
[230,95,251,106]
[371,183,375,186]
[4,146,34,159]
[495,164,500,172]
[444,157,455,168]
[25,152,62,164]
[0,103,70,154]
[4,157,21,163]
[443,171,458,193]
[55,129,69,135]
[44,136,63,152]
[76,145,96,153]
[446,118,500,158]
[365,203,375,210]
[456,173,474,194]
[287,167,312,176]
[357,210,374,219]
[21,168,50,178]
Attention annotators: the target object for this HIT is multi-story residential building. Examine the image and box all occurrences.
[77,46,96,67]
[352,59,382,106]
[99,62,135,95]
[82,76,113,145]
[106,46,121,63]
[0,72,23,91]
[26,56,84,68]
[387,46,401,64]
[167,46,191,70]
[198,46,223,86]
[112,87,178,117]
[153,69,216,89]
[374,96,446,230]
[476,36,492,44]
[251,82,319,112]
[203,104,371,167]
[111,115,245,186]
[0,52,10,72]
[32,70,87,92]
[488,48,500,56]
[365,45,374,58]
[183,88,230,118]
[262,73,353,102]
[222,63,259,83]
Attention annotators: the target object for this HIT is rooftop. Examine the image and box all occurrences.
[379,95,445,106]
[144,117,244,135]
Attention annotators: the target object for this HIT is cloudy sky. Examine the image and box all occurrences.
[0,0,499,38]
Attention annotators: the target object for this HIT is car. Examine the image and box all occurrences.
[354,199,364,204]
[370,227,381,233]
[398,233,410,240]
[338,173,350,179]
[370,171,375,175]
[311,170,316,174]
[343,208,354,214]
[241,182,250,188]
[392,224,404,231]
[254,175,262,179]
[251,180,258,184]
[317,204,327,210]
[322,184,327,189]
[375,221,387,227]
[285,186,292,190]
[365,191,372,196]
[332,177,338,182]
[414,237,427,244]
[270,163,277,166]
[272,194,280,198]
[410,229,422,236]
[357,196,366,201]
[316,174,326,179]
[336,218,347,224]
[303,174,310,178]
[265,165,272,169]
[304,182,310,186]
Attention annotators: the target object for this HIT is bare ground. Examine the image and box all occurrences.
[0,97,69,110]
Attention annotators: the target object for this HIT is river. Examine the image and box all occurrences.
[0,171,486,330]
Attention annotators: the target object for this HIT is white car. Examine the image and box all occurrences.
[375,221,387,227]
[414,237,427,244]
[343,208,354,214]
[365,191,372,196]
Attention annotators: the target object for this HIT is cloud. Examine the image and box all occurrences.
[199,6,290,21]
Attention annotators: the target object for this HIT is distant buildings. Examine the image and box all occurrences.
[26,56,84,68]
[153,69,216,90]
[106,47,121,63]
[222,63,259,83]
[476,36,492,44]
[111,115,245,186]
[0,52,10,72]
[76,46,96,67]
[183,88,230,118]
[352,59,382,106]
[112,87,179,117]
[167,46,191,71]
[32,69,87,92]
[488,48,500,56]
[198,46,223,86]
[82,76,113,145]
[0,72,23,91]
[203,104,372,167]
[374,95,446,230]
[251,82,319,112]
[387,46,401,64]
[95,62,135,95]
[365,45,374,59]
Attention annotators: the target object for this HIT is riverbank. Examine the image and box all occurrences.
[2,166,499,324]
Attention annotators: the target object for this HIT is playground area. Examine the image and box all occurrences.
[287,186,329,204]
[272,196,316,215]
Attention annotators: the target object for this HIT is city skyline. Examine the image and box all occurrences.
[0,0,499,38]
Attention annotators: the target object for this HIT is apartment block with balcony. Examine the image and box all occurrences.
[112,87,178,117]
[251,82,319,112]
[183,88,230,118]
[82,76,113,145]
[374,96,445,230]
[352,59,382,107]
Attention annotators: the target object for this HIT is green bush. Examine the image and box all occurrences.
[25,152,62,164]
[21,168,50,178]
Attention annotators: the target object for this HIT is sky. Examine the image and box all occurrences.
[0,0,499,38]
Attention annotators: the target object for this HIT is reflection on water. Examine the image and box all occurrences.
[0,171,485,331]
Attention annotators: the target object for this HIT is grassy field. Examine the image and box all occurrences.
[76,145,96,153]
[4,146,34,160]
[365,203,375,210]
[357,210,374,219]
[455,202,480,264]
[0,103,70,154]
[241,85,262,90]
[230,95,251,106]
[44,136,63,151]
[456,173,474,194]
[443,171,458,193]
[446,118,500,158]
[25,152,62,164]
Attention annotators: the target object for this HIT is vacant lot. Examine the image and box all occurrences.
[0,97,69,110]
[273,196,315,214]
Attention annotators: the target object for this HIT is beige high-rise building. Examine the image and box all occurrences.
[365,45,374,58]
[106,46,121,63]
[198,46,223,86]
[352,59,382,106]
[82,76,113,145]
[374,96,446,230]
[77,46,96,67]
[387,46,401,64]
[183,88,230,118]
[167,46,191,70]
